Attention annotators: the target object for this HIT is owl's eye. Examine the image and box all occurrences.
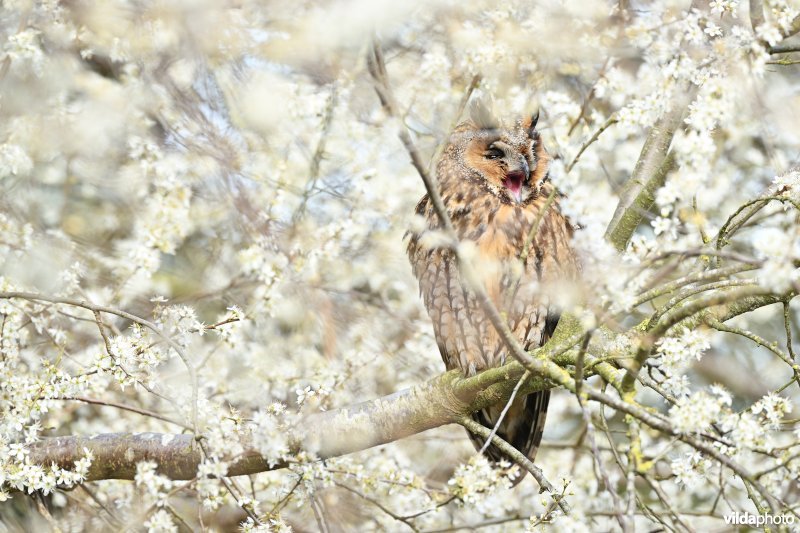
[484,148,504,160]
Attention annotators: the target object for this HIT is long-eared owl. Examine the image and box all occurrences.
[406,98,578,483]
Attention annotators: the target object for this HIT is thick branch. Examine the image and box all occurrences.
[20,290,786,502]
[27,364,552,482]
[605,85,694,251]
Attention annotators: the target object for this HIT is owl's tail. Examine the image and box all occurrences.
[467,390,550,487]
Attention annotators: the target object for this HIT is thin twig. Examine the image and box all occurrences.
[715,195,800,260]
[428,74,482,170]
[566,116,619,173]
[460,417,571,515]
[642,476,696,533]
[784,300,797,362]
[632,263,757,307]
[334,481,420,532]
[50,396,190,430]
[566,58,611,136]
[292,84,339,223]
[706,316,800,388]
[478,370,530,455]
[766,58,800,65]
[581,398,628,532]
[648,279,757,325]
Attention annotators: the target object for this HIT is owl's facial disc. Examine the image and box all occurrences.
[480,139,532,203]
[460,128,541,204]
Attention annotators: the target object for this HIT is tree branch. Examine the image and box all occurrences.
[366,41,454,237]
[770,43,800,54]
[605,85,695,251]
[27,363,553,482]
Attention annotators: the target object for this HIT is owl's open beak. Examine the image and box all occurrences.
[502,159,530,203]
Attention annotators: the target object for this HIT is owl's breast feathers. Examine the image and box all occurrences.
[407,179,576,374]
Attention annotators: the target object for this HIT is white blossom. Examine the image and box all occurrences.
[0,144,33,177]
[143,510,177,533]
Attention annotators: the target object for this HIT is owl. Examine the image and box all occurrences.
[407,98,578,482]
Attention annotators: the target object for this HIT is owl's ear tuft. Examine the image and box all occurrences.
[469,95,498,130]
[528,109,541,138]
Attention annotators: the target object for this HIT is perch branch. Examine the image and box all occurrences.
[26,362,553,482]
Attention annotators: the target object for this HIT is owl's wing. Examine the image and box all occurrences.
[407,195,486,372]
[408,196,456,369]
[468,270,554,483]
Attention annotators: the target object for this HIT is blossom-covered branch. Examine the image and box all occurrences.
[24,359,550,481]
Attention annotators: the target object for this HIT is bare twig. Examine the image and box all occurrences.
[632,263,758,307]
[581,398,628,532]
[784,300,797,362]
[642,476,696,533]
[478,370,530,455]
[50,396,190,430]
[333,481,420,532]
[460,417,571,515]
[428,74,482,170]
[715,195,800,259]
[292,84,339,223]
[566,116,619,173]
[367,41,454,237]
[706,316,800,389]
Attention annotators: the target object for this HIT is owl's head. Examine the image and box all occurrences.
[444,97,550,205]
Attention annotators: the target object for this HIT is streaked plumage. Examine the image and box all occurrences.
[407,100,577,482]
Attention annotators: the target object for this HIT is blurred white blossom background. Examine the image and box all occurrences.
[0,0,799,531]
